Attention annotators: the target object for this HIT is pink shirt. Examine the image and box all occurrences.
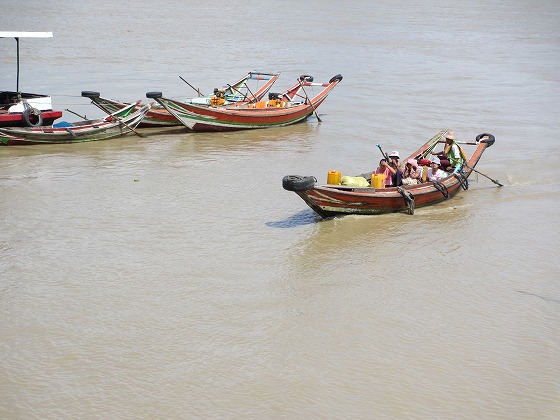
[374,167,392,186]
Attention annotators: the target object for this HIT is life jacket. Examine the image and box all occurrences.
[209,96,226,107]
[267,99,285,108]
[248,100,285,109]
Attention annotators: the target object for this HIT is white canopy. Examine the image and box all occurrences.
[0,32,53,38]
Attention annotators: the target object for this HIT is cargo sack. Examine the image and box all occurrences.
[341,176,370,187]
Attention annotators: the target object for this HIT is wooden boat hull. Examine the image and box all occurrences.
[148,74,343,132]
[84,72,281,128]
[0,102,150,145]
[284,130,496,218]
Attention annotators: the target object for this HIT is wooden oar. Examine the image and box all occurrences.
[65,108,88,120]
[462,162,503,186]
[179,76,204,97]
[298,80,322,122]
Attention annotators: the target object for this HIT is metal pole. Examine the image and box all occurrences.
[15,37,20,95]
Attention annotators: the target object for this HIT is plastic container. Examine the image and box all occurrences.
[327,170,342,185]
[371,173,386,188]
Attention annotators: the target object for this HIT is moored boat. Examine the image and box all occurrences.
[282,130,497,218]
[0,32,63,127]
[82,71,281,127]
[146,74,343,132]
[0,101,150,145]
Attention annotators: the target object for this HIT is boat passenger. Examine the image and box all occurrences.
[386,150,403,187]
[358,151,402,187]
[426,157,448,182]
[436,131,463,172]
[372,159,392,187]
[402,158,422,185]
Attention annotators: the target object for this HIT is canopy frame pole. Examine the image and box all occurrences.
[15,37,20,97]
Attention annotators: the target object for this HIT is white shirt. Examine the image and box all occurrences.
[427,167,448,182]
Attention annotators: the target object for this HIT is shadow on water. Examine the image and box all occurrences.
[266,209,322,228]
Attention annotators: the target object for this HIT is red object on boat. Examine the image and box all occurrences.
[0,92,63,127]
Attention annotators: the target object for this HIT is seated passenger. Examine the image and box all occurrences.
[402,158,422,185]
[358,151,403,187]
[427,157,448,182]
[373,159,392,187]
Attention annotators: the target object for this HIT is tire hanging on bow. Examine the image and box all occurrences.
[432,181,449,198]
[397,187,415,215]
[282,175,317,192]
[454,172,469,190]
[22,103,43,127]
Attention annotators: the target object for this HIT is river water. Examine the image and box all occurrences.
[1,0,559,418]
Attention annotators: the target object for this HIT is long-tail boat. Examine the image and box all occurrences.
[282,130,497,218]
[0,101,150,145]
[145,74,343,132]
[82,71,280,127]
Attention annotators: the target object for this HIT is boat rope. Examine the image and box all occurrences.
[432,181,449,198]
[454,172,469,190]
[397,187,415,215]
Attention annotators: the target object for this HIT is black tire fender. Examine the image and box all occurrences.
[23,106,43,127]
[146,91,162,99]
[454,172,469,190]
[298,75,314,83]
[81,91,100,98]
[282,175,316,191]
[398,187,415,215]
[433,181,449,198]
[329,74,343,83]
[475,133,495,146]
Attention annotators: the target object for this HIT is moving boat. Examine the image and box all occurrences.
[0,32,63,127]
[282,130,497,218]
[0,101,150,145]
[146,74,343,132]
[82,71,281,127]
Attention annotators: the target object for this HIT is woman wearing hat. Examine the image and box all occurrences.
[427,156,448,182]
[402,158,422,185]
[436,131,464,172]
